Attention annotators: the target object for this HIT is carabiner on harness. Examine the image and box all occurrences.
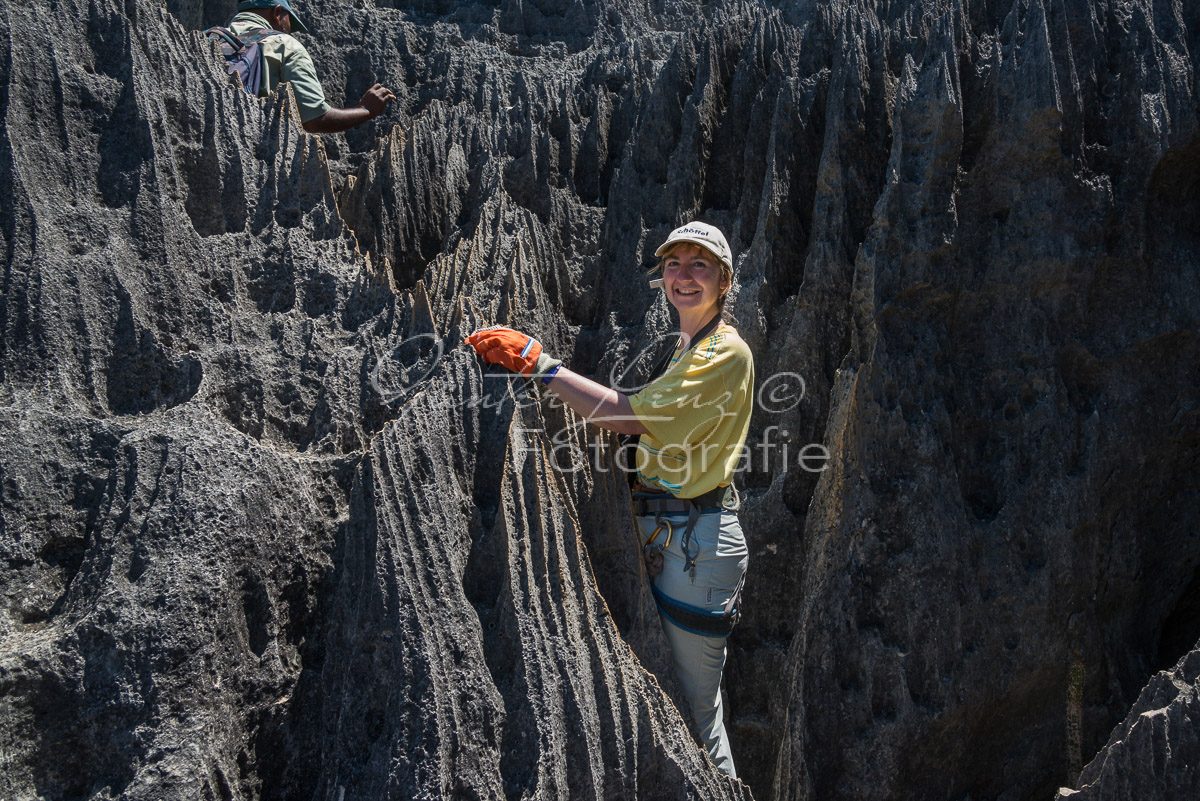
[642,516,674,578]
[643,515,674,552]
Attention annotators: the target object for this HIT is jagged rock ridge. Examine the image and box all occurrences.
[1,1,1199,800]
[1058,647,1200,800]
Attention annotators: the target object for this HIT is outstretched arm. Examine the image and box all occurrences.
[544,367,649,436]
[303,84,395,134]
[464,327,649,436]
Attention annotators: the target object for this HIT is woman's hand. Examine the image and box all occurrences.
[466,327,647,436]
[465,327,547,376]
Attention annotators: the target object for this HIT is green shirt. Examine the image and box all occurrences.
[629,323,755,498]
[227,12,331,123]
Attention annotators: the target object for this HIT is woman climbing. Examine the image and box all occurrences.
[465,221,754,779]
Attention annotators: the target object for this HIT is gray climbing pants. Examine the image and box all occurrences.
[636,509,748,778]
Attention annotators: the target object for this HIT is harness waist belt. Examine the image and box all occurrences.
[632,484,730,517]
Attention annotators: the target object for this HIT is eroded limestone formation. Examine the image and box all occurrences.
[1,1,1197,800]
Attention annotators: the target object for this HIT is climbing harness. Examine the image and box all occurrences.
[633,483,743,636]
[633,483,733,575]
[650,573,744,638]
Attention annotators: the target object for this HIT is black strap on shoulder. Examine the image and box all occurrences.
[204,25,278,49]
[204,26,244,50]
[621,312,724,487]
[646,311,722,386]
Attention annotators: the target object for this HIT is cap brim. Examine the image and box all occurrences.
[654,236,730,269]
[289,12,309,33]
[655,235,703,258]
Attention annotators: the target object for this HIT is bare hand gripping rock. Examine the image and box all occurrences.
[216,0,396,134]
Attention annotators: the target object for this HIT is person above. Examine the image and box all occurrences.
[465,222,754,779]
[224,0,395,134]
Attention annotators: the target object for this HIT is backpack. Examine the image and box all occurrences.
[203,26,279,96]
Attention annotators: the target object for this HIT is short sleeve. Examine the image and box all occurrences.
[279,39,331,122]
[626,327,754,497]
[629,351,743,447]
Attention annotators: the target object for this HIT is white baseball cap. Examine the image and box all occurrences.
[654,221,733,272]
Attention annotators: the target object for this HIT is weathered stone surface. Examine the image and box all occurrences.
[1,0,1198,800]
[0,1,746,798]
[1057,644,1200,800]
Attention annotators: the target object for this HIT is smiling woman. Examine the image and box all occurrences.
[465,221,755,778]
[654,225,734,333]
[660,243,728,333]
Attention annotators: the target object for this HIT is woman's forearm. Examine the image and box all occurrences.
[545,367,649,436]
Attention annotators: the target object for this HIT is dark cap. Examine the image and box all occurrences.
[237,0,309,34]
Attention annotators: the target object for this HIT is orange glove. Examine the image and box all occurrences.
[465,327,561,379]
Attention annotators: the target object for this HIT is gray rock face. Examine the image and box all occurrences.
[1058,646,1200,800]
[1,1,1198,800]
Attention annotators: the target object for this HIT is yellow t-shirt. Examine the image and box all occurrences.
[628,323,754,498]
[228,13,332,123]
